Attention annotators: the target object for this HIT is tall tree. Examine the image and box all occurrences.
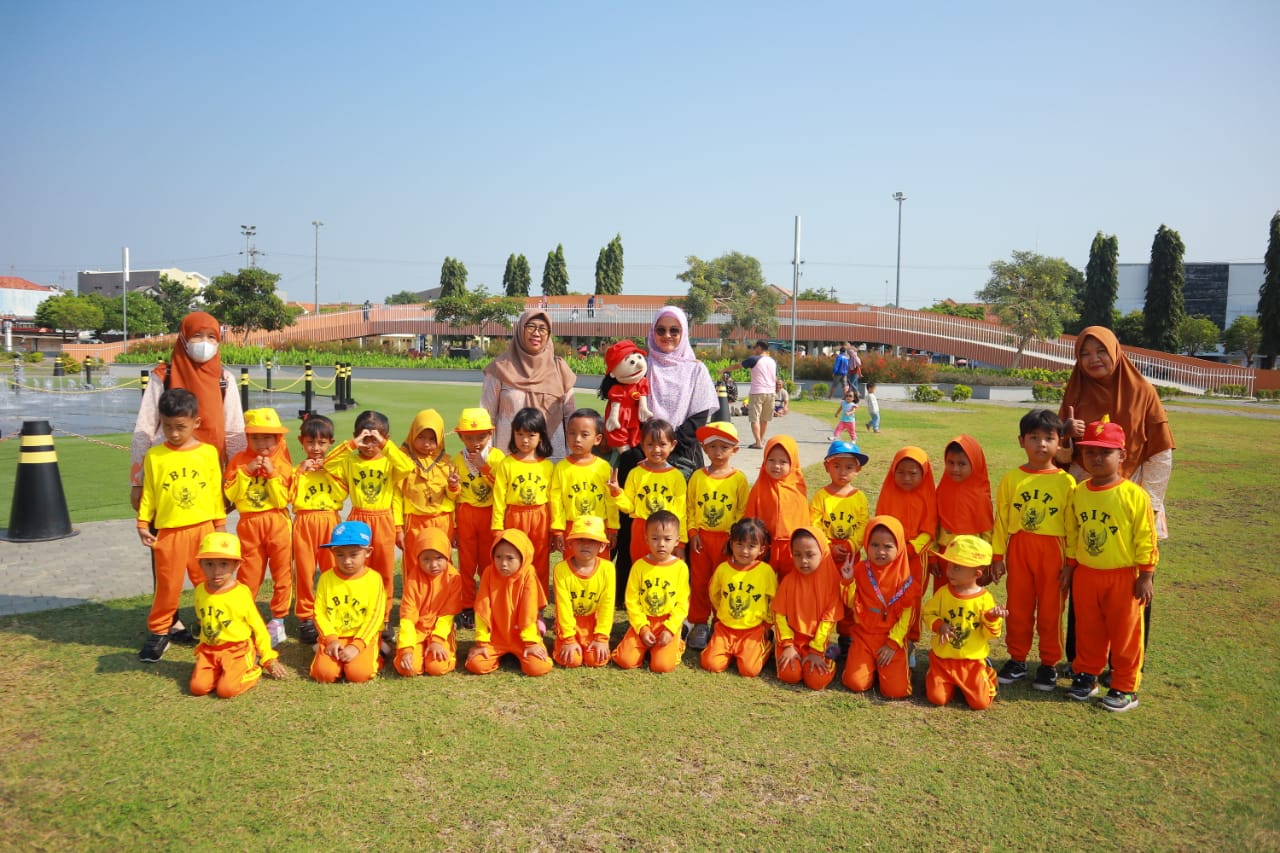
[202,268,294,343]
[154,274,198,332]
[594,235,624,295]
[594,247,609,295]
[429,285,523,348]
[503,253,528,297]
[104,291,166,336]
[677,251,779,342]
[541,244,569,296]
[1177,315,1220,357]
[1114,310,1147,347]
[1143,224,1186,353]
[439,257,468,300]
[1222,315,1261,367]
[1259,210,1280,368]
[1080,231,1119,330]
[976,250,1078,367]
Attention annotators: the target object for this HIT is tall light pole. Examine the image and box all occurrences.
[790,215,801,382]
[311,220,324,315]
[892,192,906,308]
[240,225,257,269]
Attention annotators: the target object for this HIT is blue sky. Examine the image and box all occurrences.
[2,2,1276,309]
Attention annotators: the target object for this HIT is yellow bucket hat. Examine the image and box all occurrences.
[243,408,288,435]
[455,407,495,433]
[197,532,242,561]
[940,535,993,568]
[566,515,609,544]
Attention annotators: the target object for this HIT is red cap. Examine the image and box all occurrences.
[1076,419,1125,449]
[604,340,647,375]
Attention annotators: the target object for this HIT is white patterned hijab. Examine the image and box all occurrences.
[645,306,718,426]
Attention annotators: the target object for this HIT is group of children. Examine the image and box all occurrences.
[136,387,1155,713]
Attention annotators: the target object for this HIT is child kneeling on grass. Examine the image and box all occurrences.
[613,510,690,673]
[923,536,1006,710]
[465,529,553,677]
[394,528,463,677]
[552,515,616,668]
[700,518,776,678]
[310,521,386,684]
[190,532,288,698]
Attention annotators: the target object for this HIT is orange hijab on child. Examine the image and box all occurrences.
[745,435,810,535]
[875,446,938,546]
[400,409,451,508]
[474,530,548,652]
[936,434,993,536]
[773,526,842,639]
[853,515,918,623]
[402,527,462,620]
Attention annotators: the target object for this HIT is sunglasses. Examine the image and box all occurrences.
[654,326,681,337]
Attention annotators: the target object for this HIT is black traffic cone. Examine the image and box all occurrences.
[0,419,78,542]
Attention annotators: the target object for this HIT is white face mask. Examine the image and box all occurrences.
[186,340,219,363]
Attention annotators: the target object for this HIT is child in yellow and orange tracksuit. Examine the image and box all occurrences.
[310,521,386,684]
[490,407,555,600]
[613,510,689,674]
[923,536,1006,710]
[452,408,504,628]
[685,421,748,652]
[551,515,616,668]
[701,518,777,678]
[550,408,619,558]
[395,409,460,571]
[394,527,463,677]
[223,408,294,647]
[291,414,347,646]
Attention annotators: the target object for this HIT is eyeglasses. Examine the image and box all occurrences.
[524,323,550,335]
[654,326,681,337]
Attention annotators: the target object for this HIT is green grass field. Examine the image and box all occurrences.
[1,383,1278,849]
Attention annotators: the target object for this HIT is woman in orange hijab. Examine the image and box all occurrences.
[774,526,842,690]
[744,435,809,577]
[935,434,994,587]
[465,529,552,677]
[874,447,937,652]
[841,516,918,698]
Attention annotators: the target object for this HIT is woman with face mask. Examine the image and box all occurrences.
[129,311,246,510]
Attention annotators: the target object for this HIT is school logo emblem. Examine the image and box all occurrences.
[518,482,539,505]
[645,492,667,514]
[359,477,382,503]
[330,599,369,632]
[1083,523,1108,557]
[575,493,597,516]
[727,586,752,620]
[246,479,269,509]
[572,590,597,616]
[702,501,726,530]
[199,612,231,643]
[643,586,669,615]
[1021,505,1044,532]
[171,485,198,510]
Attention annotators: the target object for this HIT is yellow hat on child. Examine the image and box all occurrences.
[243,408,288,435]
[696,421,739,445]
[939,535,993,568]
[455,408,495,433]
[197,532,242,561]
[566,515,609,544]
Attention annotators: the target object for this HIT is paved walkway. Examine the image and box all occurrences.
[0,409,843,618]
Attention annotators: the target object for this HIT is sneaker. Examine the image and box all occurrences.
[1099,688,1139,712]
[456,608,475,630]
[1059,662,1075,681]
[997,659,1028,684]
[168,624,197,646]
[1099,670,1112,689]
[139,632,170,663]
[267,618,287,648]
[298,618,319,645]
[687,623,711,650]
[379,626,397,658]
[1032,664,1057,691]
[1067,672,1099,702]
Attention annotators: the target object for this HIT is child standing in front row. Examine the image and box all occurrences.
[831,388,859,442]
[810,440,870,654]
[874,447,937,660]
[452,408,503,628]
[395,409,460,570]
[744,435,810,578]
[491,407,555,601]
[990,410,1075,692]
[613,510,690,673]
[841,516,918,698]
[551,515,616,668]
[701,518,777,678]
[394,527,463,677]
[934,434,993,589]
[310,521,386,684]
[292,414,346,646]
[1063,419,1157,712]
[609,419,688,564]
[550,409,619,556]
[190,532,288,698]
[465,529,553,677]
[774,527,842,691]
[923,536,1007,710]
[685,421,748,651]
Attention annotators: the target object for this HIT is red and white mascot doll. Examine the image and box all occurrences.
[599,340,653,456]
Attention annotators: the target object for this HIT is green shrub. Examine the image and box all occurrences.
[1032,383,1064,402]
[1257,389,1280,401]
[950,384,973,402]
[1153,385,1184,400]
[1213,384,1247,398]
[23,351,45,364]
[1008,367,1071,384]
[809,382,830,398]
[911,384,944,403]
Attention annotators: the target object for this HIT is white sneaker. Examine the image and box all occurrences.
[267,618,287,648]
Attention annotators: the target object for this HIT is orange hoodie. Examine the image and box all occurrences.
[474,529,549,654]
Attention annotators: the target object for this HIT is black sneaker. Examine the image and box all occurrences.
[1099,688,1138,712]
[1067,672,1099,702]
[168,624,197,646]
[298,619,319,645]
[139,632,170,663]
[456,609,475,630]
[1032,664,1058,691]
[997,660,1027,684]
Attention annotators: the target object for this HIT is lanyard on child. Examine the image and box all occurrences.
[865,561,912,615]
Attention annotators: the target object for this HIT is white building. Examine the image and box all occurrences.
[0,276,62,318]
[77,267,210,299]
[1117,262,1263,330]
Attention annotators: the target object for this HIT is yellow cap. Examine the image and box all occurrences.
[566,515,609,544]
[197,532,242,561]
[455,407,495,433]
[243,408,288,435]
[940,535,993,568]
[696,421,739,445]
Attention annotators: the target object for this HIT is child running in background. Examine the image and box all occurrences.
[840,516,918,698]
[864,382,881,434]
[774,526,842,691]
[550,408,618,556]
[310,521,386,684]
[190,532,288,698]
[923,536,1007,710]
[991,409,1075,692]
[810,440,870,656]
[452,408,503,629]
[934,434,994,589]
[465,529,553,677]
[609,419,688,564]
[613,510,690,674]
[291,414,346,646]
[874,447,937,663]
[685,421,748,651]
[490,407,555,601]
[701,518,777,678]
[324,410,415,633]
[831,388,859,442]
[551,516,616,669]
[222,408,294,647]
[394,527,463,677]
[395,409,460,571]
[744,435,809,578]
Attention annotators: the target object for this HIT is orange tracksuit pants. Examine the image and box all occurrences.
[348,508,397,622]
[292,509,338,621]
[613,615,684,673]
[776,640,837,691]
[688,529,729,624]
[190,639,263,699]
[310,638,380,683]
[701,622,772,677]
[147,521,212,635]
[465,643,554,677]
[503,504,551,599]
[455,503,493,609]
[842,627,911,698]
[393,628,457,677]
[236,509,293,620]
[769,537,795,578]
[1005,531,1066,665]
[553,614,611,668]
[1071,565,1146,694]
[926,653,998,709]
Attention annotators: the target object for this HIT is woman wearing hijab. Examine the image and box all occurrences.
[480,308,577,461]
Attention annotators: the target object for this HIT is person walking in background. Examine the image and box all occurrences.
[742,340,777,449]
[830,345,850,398]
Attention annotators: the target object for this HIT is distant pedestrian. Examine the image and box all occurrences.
[587,295,596,318]
[741,340,777,449]
[362,300,371,321]
[830,346,850,398]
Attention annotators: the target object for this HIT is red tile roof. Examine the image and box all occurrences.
[0,276,58,292]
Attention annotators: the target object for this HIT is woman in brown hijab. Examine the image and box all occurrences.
[480,308,577,460]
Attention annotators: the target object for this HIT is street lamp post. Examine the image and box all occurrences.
[240,225,257,269]
[311,220,324,315]
[892,192,906,308]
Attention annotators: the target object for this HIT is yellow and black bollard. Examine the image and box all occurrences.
[0,420,77,541]
[140,369,150,397]
[239,368,250,412]
[299,360,314,419]
[715,379,730,422]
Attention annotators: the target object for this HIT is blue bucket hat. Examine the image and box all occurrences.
[322,521,373,548]
[825,440,869,466]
